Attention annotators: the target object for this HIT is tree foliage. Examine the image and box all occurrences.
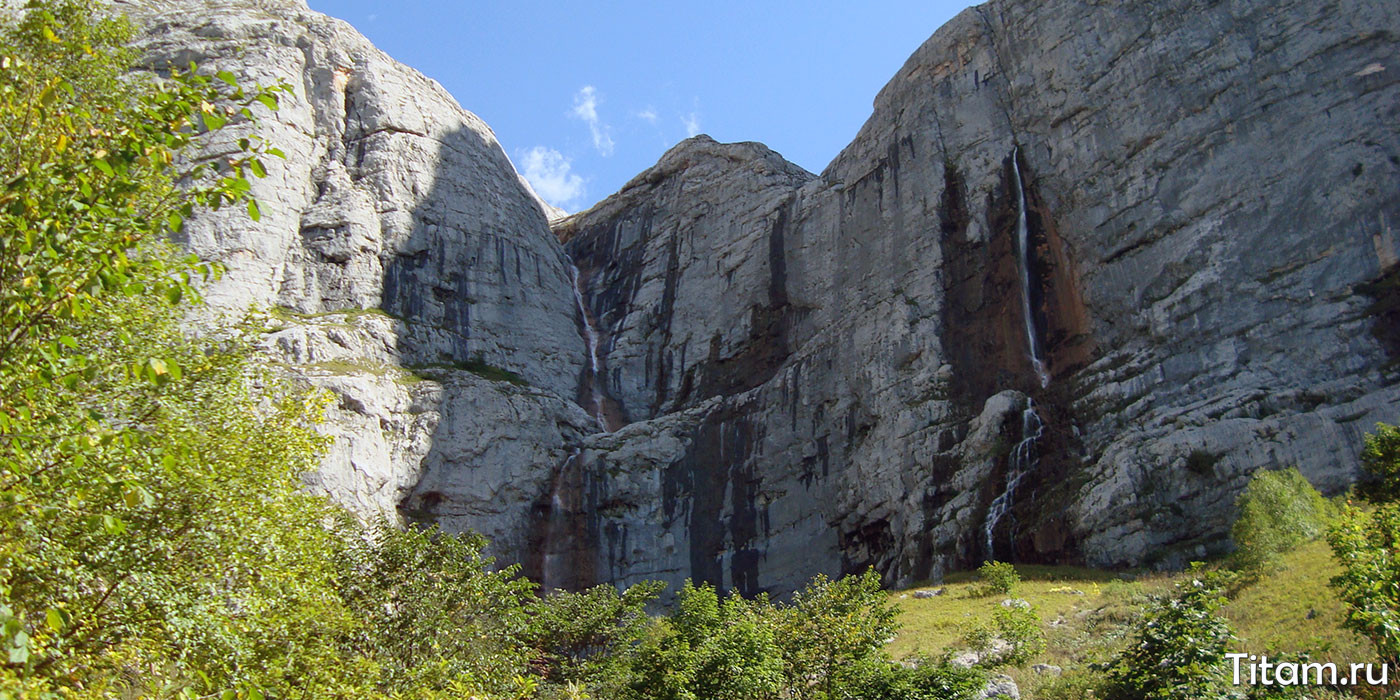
[975,561,1020,597]
[1328,491,1400,677]
[1104,566,1236,700]
[1358,422,1400,504]
[1230,467,1329,572]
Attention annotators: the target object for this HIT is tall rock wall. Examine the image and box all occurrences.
[113,0,1400,597]
[557,0,1400,594]
[118,0,596,564]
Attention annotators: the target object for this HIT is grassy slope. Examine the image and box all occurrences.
[886,542,1371,698]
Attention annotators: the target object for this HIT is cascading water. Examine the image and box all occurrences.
[984,397,1044,558]
[983,147,1053,560]
[1010,147,1050,389]
[570,265,612,432]
[540,448,582,592]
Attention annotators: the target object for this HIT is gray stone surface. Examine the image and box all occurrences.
[117,0,1400,598]
[558,0,1400,594]
[116,0,596,567]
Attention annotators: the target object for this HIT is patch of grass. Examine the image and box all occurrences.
[270,305,400,324]
[888,549,1364,698]
[407,358,528,387]
[1223,538,1370,665]
[888,564,1142,662]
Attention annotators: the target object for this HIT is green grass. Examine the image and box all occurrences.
[406,358,528,387]
[887,564,1167,664]
[1224,539,1370,665]
[270,305,399,323]
[886,542,1373,699]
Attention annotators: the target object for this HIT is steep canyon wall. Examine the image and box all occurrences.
[123,0,1400,595]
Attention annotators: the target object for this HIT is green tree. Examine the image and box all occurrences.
[528,580,665,698]
[1358,422,1400,504]
[779,568,900,699]
[0,2,357,697]
[333,520,541,698]
[1327,502,1400,678]
[1230,467,1329,572]
[628,582,785,700]
[1104,566,1236,700]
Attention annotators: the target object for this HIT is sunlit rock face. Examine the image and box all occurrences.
[118,0,596,566]
[123,0,1400,596]
[554,0,1400,593]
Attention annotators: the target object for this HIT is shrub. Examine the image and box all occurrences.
[1357,422,1400,504]
[843,656,988,700]
[993,605,1045,666]
[1230,467,1329,572]
[957,605,1044,668]
[626,581,785,700]
[1104,565,1236,700]
[1327,501,1400,676]
[528,580,665,697]
[779,568,899,699]
[976,561,1020,597]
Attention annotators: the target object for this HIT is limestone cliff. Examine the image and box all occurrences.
[556,0,1400,593]
[118,0,596,564]
[121,0,1400,595]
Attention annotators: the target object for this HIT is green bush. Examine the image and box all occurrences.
[1104,565,1236,700]
[528,580,665,698]
[1357,422,1400,504]
[1230,467,1329,572]
[779,568,899,699]
[843,656,988,700]
[993,605,1045,667]
[627,582,785,700]
[957,604,1044,668]
[1327,501,1400,676]
[975,561,1020,597]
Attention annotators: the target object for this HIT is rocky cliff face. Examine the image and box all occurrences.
[556,0,1400,593]
[118,0,596,563]
[123,0,1400,596]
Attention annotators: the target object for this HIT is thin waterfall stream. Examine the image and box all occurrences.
[984,147,1050,560]
[570,264,611,432]
[1011,146,1050,389]
[541,264,622,591]
[540,448,582,592]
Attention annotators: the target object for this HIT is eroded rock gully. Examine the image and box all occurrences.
[130,0,1400,596]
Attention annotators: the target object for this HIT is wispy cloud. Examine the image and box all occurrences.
[681,111,702,138]
[636,108,658,124]
[571,86,614,156]
[518,146,585,211]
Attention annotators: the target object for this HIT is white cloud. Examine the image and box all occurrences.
[682,112,702,138]
[636,108,658,124]
[367,13,378,21]
[571,86,614,156]
[519,146,585,211]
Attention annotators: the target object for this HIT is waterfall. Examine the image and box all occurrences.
[984,397,1044,559]
[541,448,581,592]
[570,265,611,432]
[1010,147,1050,388]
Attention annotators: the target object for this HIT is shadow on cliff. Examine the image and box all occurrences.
[350,123,589,584]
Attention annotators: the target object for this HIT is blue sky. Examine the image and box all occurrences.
[305,2,976,213]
